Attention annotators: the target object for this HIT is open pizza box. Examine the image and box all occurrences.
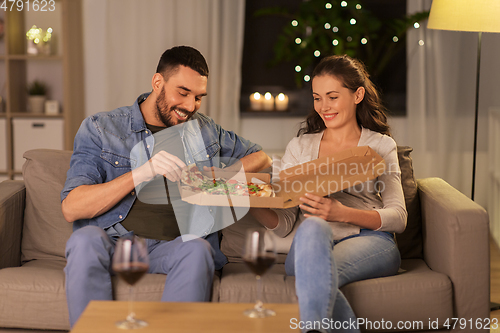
[178,146,386,208]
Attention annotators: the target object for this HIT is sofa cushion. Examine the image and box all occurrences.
[21,149,74,262]
[396,146,423,259]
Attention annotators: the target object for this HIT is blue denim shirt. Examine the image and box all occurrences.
[61,93,262,269]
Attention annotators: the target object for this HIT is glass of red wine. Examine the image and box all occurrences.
[242,229,277,318]
[112,236,150,329]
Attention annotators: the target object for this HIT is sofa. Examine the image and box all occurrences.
[0,147,490,332]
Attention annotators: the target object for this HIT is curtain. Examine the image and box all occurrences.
[406,0,500,213]
[82,0,245,131]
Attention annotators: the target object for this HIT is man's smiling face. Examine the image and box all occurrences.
[155,65,208,127]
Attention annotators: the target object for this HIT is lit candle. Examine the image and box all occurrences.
[275,93,289,111]
[249,92,263,110]
[262,92,274,111]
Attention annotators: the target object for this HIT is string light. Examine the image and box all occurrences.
[341,1,347,7]
[314,50,321,57]
[304,75,311,82]
[332,26,339,33]
[295,65,302,72]
[414,22,420,29]
[291,20,298,27]
[332,39,339,46]
[295,38,302,44]
[356,4,362,9]
[361,38,368,44]
[350,18,357,25]
[325,2,332,9]
[324,23,331,29]
[418,40,425,46]
[393,36,399,42]
[347,36,353,42]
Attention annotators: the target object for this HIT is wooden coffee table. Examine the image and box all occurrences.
[71,301,300,332]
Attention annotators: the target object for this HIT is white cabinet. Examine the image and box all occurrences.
[12,118,64,171]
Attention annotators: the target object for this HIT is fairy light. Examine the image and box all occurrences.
[332,26,339,33]
[304,75,311,82]
[341,1,347,7]
[347,36,353,42]
[419,40,425,46]
[295,65,302,72]
[295,38,302,45]
[393,36,399,42]
[324,23,331,29]
[332,39,339,46]
[325,2,332,9]
[361,38,368,44]
[414,22,420,29]
[356,4,362,9]
[314,50,321,57]
[291,20,298,27]
[350,18,357,25]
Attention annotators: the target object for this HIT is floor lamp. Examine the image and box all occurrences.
[427,0,500,201]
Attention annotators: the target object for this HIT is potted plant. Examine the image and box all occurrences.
[27,80,48,114]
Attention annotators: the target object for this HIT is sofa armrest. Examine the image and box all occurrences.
[0,180,26,269]
[418,178,489,324]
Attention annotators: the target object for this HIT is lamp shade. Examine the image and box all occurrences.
[427,0,500,33]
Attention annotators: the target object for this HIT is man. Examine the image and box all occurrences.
[61,46,271,327]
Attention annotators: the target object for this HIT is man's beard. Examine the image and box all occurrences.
[155,87,195,127]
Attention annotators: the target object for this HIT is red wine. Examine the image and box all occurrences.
[113,262,149,285]
[243,254,276,276]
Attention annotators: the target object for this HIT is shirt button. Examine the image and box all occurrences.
[145,130,149,134]
[115,161,119,165]
[119,215,123,219]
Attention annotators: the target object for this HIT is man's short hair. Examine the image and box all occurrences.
[156,46,209,81]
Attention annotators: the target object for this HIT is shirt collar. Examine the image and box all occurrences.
[130,93,150,133]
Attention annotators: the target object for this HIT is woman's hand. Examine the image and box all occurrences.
[299,193,345,221]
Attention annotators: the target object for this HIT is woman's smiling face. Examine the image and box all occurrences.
[312,74,364,130]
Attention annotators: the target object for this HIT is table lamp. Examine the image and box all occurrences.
[427,0,500,201]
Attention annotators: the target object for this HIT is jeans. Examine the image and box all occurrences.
[64,225,215,327]
[285,217,401,333]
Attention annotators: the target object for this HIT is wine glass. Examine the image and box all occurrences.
[242,229,277,318]
[112,236,150,329]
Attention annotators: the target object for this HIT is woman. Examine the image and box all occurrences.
[250,55,407,333]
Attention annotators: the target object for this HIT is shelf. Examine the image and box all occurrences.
[241,108,310,118]
[8,54,63,61]
[10,112,64,118]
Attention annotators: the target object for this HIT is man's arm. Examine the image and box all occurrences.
[230,150,271,173]
[62,151,186,223]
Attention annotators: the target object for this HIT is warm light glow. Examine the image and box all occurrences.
[393,36,399,42]
[427,0,500,33]
[414,22,420,29]
[418,40,425,46]
[291,20,298,27]
[295,38,302,44]
[277,93,286,101]
[341,1,347,7]
[332,26,339,33]
[314,50,321,57]
[264,92,272,100]
[350,18,357,25]
[356,4,362,9]
[324,23,331,29]
[295,65,302,72]
[253,92,261,100]
[332,39,339,46]
[325,3,332,9]
[347,36,353,42]
[304,75,311,82]
[361,38,368,44]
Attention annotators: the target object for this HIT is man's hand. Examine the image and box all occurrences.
[133,151,186,184]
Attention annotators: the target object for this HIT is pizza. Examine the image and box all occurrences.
[180,164,274,197]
